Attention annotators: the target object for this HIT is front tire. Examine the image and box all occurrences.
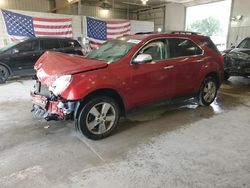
[76,96,120,140]
[198,76,218,106]
[0,65,9,84]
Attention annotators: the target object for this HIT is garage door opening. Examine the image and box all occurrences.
[186,0,232,51]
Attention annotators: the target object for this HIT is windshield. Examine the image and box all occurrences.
[86,39,137,63]
[237,38,250,49]
[0,43,17,52]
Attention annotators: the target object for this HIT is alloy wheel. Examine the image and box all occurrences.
[86,102,116,135]
[203,81,216,103]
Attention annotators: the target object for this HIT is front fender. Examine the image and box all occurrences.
[60,70,125,101]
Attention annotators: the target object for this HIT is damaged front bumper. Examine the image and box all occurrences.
[31,92,77,121]
[31,81,77,121]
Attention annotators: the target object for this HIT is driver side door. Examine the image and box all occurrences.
[8,40,40,74]
[129,39,175,107]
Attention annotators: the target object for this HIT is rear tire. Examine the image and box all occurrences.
[198,76,218,106]
[76,96,120,140]
[0,65,9,84]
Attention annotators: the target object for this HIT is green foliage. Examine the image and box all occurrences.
[187,17,221,36]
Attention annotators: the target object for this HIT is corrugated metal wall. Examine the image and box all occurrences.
[227,0,250,47]
[0,0,50,12]
[228,26,250,46]
[138,7,165,32]
[56,2,136,20]
[72,5,132,19]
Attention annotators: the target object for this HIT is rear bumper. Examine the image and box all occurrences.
[31,92,76,121]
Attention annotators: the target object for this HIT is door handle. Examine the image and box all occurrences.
[195,59,204,63]
[164,65,174,70]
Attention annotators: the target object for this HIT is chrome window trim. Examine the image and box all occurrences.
[130,36,204,65]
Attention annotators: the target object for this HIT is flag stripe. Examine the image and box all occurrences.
[106,20,130,25]
[33,17,72,22]
[107,23,131,28]
[34,31,73,36]
[33,17,72,37]
[33,24,72,29]
[107,27,131,33]
[34,27,72,32]
[33,20,72,26]
[107,29,131,35]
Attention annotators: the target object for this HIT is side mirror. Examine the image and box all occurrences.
[132,54,152,64]
[12,48,19,54]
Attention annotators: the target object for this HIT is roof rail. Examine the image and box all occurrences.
[135,32,155,35]
[171,31,200,35]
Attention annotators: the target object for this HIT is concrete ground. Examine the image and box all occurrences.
[0,76,250,188]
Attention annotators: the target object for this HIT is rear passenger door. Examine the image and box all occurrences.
[59,39,82,55]
[40,39,61,53]
[166,38,204,96]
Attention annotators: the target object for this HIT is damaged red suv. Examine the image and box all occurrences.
[31,32,224,140]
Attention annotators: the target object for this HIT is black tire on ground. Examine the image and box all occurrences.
[198,76,218,106]
[224,71,230,81]
[0,65,9,84]
[76,96,120,140]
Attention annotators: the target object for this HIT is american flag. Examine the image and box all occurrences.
[87,17,131,49]
[1,9,73,42]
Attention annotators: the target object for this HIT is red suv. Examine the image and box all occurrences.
[31,33,224,140]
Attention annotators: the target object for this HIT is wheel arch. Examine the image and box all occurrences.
[0,62,12,75]
[74,88,126,120]
[204,72,220,88]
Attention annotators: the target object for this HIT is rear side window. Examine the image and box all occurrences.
[237,38,250,49]
[167,38,202,58]
[201,37,219,53]
[60,40,81,48]
[40,39,60,50]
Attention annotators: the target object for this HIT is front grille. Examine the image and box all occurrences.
[35,81,50,97]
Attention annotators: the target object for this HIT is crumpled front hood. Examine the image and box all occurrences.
[228,48,250,60]
[35,51,108,85]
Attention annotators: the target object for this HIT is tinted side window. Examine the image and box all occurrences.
[40,39,60,50]
[238,38,250,49]
[16,40,38,52]
[200,37,219,53]
[60,40,81,48]
[168,38,202,58]
[138,40,167,61]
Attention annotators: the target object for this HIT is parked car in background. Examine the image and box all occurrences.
[223,37,250,80]
[0,37,83,83]
[31,32,224,140]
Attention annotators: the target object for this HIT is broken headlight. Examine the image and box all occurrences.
[49,75,72,96]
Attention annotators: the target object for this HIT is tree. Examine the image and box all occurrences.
[187,16,221,36]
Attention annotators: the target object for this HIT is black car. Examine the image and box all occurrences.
[224,37,250,80]
[0,37,83,83]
